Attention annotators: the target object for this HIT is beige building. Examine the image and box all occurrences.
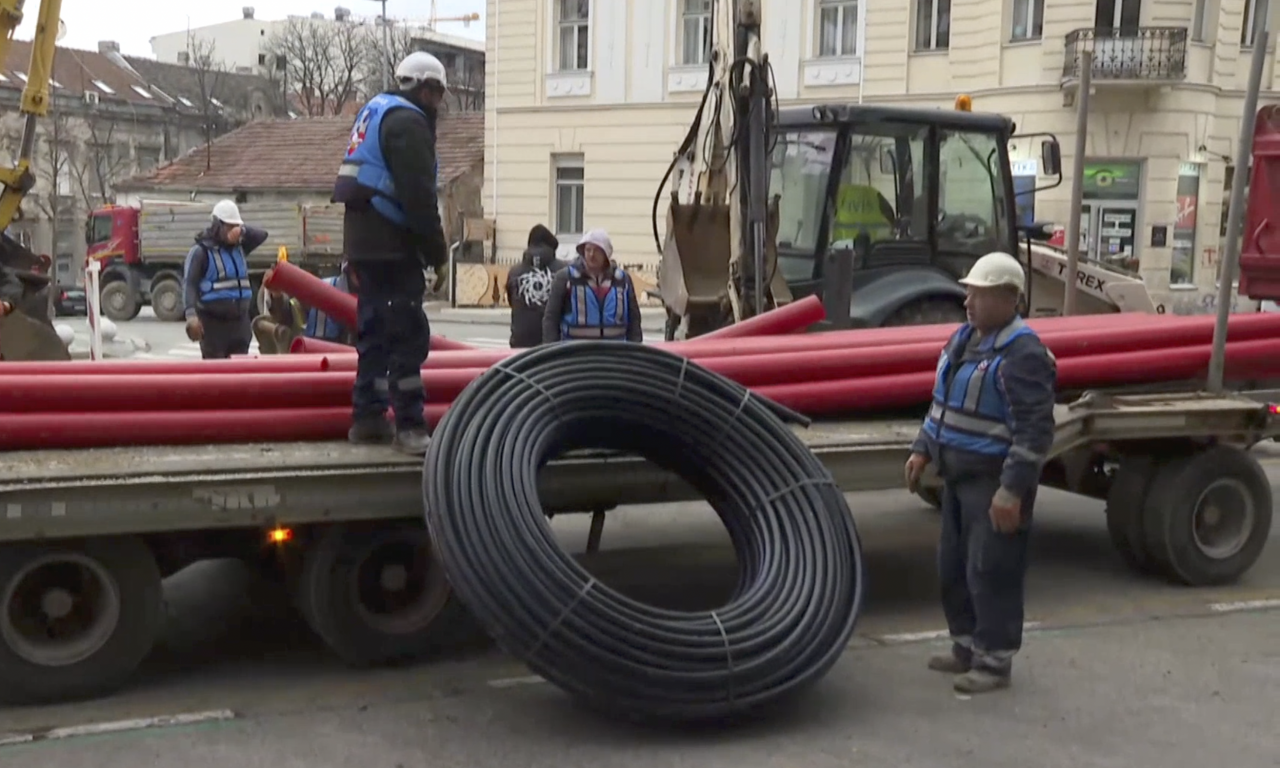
[485,0,1280,312]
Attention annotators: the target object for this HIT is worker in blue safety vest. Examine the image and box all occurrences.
[258,260,360,350]
[332,51,448,455]
[182,200,269,359]
[302,262,359,343]
[904,250,1057,696]
[541,228,643,344]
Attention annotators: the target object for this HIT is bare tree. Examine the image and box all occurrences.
[69,114,132,209]
[453,57,485,112]
[31,113,75,251]
[266,17,365,116]
[358,23,418,98]
[188,35,226,172]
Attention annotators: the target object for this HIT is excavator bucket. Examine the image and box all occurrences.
[659,201,733,317]
[0,234,71,362]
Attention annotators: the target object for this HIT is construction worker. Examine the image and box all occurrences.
[830,183,896,244]
[332,51,448,455]
[542,228,643,344]
[506,224,565,348]
[255,261,360,352]
[904,251,1056,695]
[182,200,268,359]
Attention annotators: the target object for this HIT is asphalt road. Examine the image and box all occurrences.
[1,476,1278,765]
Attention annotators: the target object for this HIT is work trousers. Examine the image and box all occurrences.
[197,311,252,360]
[938,472,1035,675]
[350,259,429,432]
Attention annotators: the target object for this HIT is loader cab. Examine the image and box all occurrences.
[770,103,1055,326]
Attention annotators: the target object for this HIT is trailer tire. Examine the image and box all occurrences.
[882,298,966,327]
[1140,446,1273,586]
[295,522,458,667]
[0,537,162,705]
[99,281,140,322]
[149,279,185,322]
[1104,456,1159,575]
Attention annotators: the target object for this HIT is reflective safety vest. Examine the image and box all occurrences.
[560,265,631,341]
[831,183,892,242]
[921,318,1037,458]
[333,93,431,227]
[199,244,252,303]
[304,274,348,341]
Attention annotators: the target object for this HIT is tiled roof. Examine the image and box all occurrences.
[116,111,484,192]
[121,56,282,118]
[0,40,280,117]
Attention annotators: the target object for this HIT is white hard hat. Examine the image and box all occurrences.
[959,251,1025,292]
[211,199,243,226]
[395,51,448,91]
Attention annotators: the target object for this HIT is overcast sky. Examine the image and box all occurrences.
[16,0,486,58]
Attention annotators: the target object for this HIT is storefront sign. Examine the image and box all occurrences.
[1082,161,1143,200]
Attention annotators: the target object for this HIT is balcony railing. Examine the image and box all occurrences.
[1062,27,1188,83]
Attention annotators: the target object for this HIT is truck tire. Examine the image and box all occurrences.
[100,281,140,322]
[0,536,162,705]
[1139,446,1273,586]
[294,522,463,667]
[882,297,967,327]
[149,279,185,322]
[1104,455,1160,575]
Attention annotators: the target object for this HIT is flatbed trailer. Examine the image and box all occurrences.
[0,391,1275,706]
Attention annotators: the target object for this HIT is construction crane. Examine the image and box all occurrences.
[427,0,479,28]
[0,0,72,360]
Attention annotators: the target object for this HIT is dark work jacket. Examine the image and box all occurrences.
[910,318,1057,497]
[182,225,268,320]
[340,97,447,270]
[506,244,565,348]
[0,261,21,305]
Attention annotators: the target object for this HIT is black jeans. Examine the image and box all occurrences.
[937,472,1035,674]
[197,311,252,360]
[350,260,430,431]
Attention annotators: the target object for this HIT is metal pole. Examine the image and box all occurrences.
[1062,50,1092,316]
[380,0,391,91]
[1207,28,1269,392]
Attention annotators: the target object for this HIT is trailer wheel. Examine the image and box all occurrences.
[149,279,185,322]
[1104,456,1160,575]
[1140,446,1273,586]
[295,522,458,666]
[99,281,140,322]
[0,537,162,705]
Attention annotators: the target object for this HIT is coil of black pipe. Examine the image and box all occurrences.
[422,341,866,723]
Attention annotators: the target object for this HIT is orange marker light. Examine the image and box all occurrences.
[267,527,293,544]
[955,94,972,112]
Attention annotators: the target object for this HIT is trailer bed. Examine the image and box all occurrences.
[0,393,1273,544]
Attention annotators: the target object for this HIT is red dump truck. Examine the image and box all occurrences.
[84,200,346,322]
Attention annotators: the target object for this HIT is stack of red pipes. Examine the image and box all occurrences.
[4,285,1280,450]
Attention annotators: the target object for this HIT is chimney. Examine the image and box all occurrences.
[310,11,323,19]
[98,40,120,55]
[334,6,350,21]
[243,6,254,19]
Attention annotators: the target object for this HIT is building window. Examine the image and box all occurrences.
[1171,163,1202,286]
[1242,0,1269,46]
[1191,0,1210,41]
[556,0,590,72]
[177,51,190,65]
[1010,0,1044,41]
[553,155,585,237]
[818,0,859,57]
[680,0,713,65]
[915,0,951,51]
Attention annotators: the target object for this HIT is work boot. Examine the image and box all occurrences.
[348,417,394,445]
[926,648,972,674]
[393,427,431,456]
[952,668,1011,695]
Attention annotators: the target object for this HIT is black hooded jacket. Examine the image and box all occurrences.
[506,224,565,348]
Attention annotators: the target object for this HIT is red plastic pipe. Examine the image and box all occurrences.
[0,369,486,412]
[290,333,475,355]
[694,295,827,340]
[0,404,451,451]
[264,261,358,327]
[754,338,1280,414]
[0,356,334,377]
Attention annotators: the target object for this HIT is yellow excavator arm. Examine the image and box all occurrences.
[0,0,63,232]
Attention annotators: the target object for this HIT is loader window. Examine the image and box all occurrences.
[831,124,929,251]
[770,129,837,281]
[937,129,1009,258]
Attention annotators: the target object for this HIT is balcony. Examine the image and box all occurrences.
[1062,27,1188,89]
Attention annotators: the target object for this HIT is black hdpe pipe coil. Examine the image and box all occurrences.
[422,341,866,723]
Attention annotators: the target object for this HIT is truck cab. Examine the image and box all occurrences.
[85,205,140,266]
[770,102,1060,327]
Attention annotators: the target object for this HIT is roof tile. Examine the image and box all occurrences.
[117,111,484,192]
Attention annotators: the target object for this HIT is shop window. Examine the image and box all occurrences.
[1170,163,1202,286]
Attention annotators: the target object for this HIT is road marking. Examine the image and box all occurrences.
[0,709,237,748]
[486,674,546,689]
[876,622,1043,645]
[1207,598,1280,613]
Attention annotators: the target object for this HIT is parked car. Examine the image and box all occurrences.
[54,285,87,317]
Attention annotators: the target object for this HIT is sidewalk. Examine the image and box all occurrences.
[427,303,668,334]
